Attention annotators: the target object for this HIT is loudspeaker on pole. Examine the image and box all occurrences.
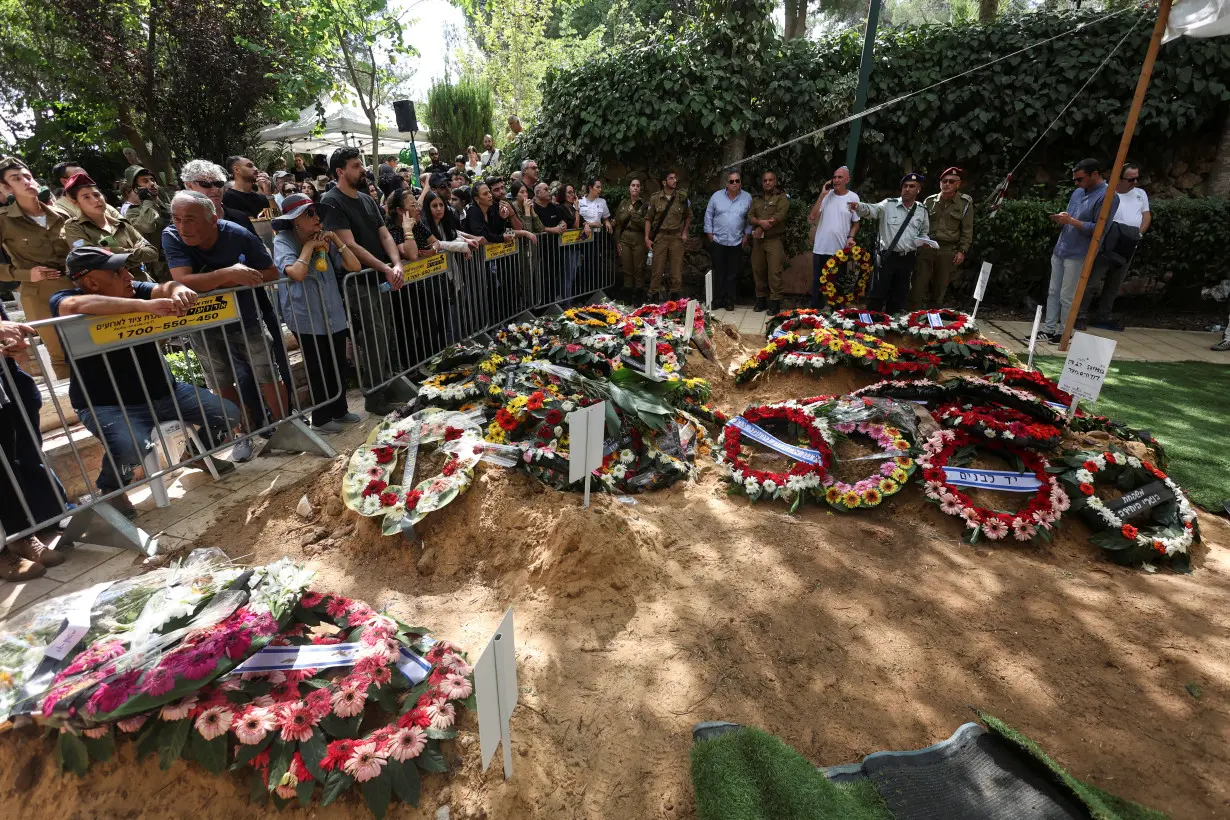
[393,100,418,134]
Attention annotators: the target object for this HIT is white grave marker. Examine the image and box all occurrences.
[682,300,697,342]
[474,608,518,779]
[567,400,606,507]
[971,262,992,320]
[1057,331,1116,409]
[1026,305,1044,371]
[704,270,713,311]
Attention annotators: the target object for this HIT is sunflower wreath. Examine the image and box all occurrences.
[893,309,979,341]
[827,308,895,336]
[1056,448,1199,569]
[935,401,1063,450]
[766,313,832,340]
[916,429,1070,545]
[560,304,622,329]
[811,327,900,370]
[819,421,916,511]
[733,333,804,384]
[922,337,1013,373]
[816,246,874,307]
[716,401,834,509]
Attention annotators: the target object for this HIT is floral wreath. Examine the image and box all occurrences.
[715,401,834,509]
[817,246,873,307]
[849,378,950,406]
[766,314,831,340]
[1057,449,1199,567]
[811,327,900,371]
[893,309,978,341]
[765,308,824,337]
[935,401,1062,450]
[873,348,942,380]
[775,350,837,376]
[733,333,803,384]
[922,338,1013,373]
[990,367,1072,407]
[946,376,1064,425]
[561,305,621,328]
[917,429,1070,545]
[418,371,485,407]
[827,308,895,336]
[630,299,710,349]
[821,421,916,511]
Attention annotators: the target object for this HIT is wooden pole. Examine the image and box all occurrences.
[1060,0,1173,351]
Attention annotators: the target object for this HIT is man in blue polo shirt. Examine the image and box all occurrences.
[50,246,238,518]
[163,190,287,461]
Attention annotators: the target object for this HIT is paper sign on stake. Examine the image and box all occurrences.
[1026,305,1044,371]
[45,582,113,661]
[644,327,658,380]
[704,271,713,311]
[973,262,992,302]
[1057,331,1116,404]
[567,401,606,507]
[475,608,518,779]
[683,300,697,342]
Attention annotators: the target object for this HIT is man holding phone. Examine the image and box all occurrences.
[0,156,74,379]
[807,166,860,309]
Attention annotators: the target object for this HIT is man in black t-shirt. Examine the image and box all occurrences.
[50,247,238,516]
[224,156,277,219]
[532,182,572,302]
[423,147,451,176]
[321,147,410,415]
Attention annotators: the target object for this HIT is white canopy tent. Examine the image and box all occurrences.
[257,98,433,158]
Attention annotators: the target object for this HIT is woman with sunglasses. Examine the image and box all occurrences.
[181,159,257,232]
[271,193,361,433]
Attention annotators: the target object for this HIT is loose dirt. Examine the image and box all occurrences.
[3,326,1229,820]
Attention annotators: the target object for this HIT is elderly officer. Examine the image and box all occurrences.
[850,172,930,313]
[748,170,789,314]
[912,166,973,309]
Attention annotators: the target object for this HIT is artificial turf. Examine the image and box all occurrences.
[1035,357,1230,510]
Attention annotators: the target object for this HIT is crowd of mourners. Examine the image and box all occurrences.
[0,137,1168,581]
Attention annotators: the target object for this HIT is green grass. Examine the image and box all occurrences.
[1035,357,1230,509]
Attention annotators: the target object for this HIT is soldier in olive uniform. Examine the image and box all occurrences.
[912,166,973,309]
[643,170,691,301]
[123,164,173,282]
[614,177,649,301]
[748,170,789,313]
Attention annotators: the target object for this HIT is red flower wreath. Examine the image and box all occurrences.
[717,403,834,502]
[874,348,942,379]
[897,309,977,340]
[917,429,1069,544]
[935,401,1063,450]
[993,368,1074,407]
[768,314,831,339]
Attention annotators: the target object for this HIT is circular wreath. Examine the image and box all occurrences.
[917,429,1070,544]
[821,421,916,511]
[561,305,621,328]
[873,348,942,380]
[894,309,978,341]
[733,333,804,384]
[935,401,1062,450]
[776,349,837,376]
[716,402,834,506]
[849,378,950,406]
[812,328,900,371]
[945,376,1064,425]
[1058,449,1199,566]
[922,338,1012,373]
[768,314,832,340]
[817,246,874,307]
[418,371,485,407]
[828,308,894,336]
[765,308,824,337]
[991,367,1072,407]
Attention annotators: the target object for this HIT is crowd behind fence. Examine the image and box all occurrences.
[1,229,616,553]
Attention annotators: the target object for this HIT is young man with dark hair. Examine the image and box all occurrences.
[51,246,238,516]
[224,156,277,219]
[122,163,173,282]
[1041,158,1118,342]
[321,146,409,415]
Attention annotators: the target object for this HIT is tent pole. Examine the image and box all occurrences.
[1060,0,1173,351]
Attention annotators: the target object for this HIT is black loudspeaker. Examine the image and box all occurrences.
[393,100,418,133]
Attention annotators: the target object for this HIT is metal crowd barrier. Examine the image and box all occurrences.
[344,228,619,395]
[1,278,341,556]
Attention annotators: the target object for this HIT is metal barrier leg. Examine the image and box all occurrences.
[265,417,337,458]
[59,503,158,556]
[185,428,222,480]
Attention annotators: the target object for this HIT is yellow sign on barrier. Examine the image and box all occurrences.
[86,293,237,346]
[403,253,448,283]
[484,240,518,261]
[560,229,593,246]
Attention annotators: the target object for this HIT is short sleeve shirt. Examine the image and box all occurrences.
[320,187,389,264]
[1112,187,1150,229]
[577,196,611,226]
[162,220,273,325]
[812,191,860,256]
[272,231,349,335]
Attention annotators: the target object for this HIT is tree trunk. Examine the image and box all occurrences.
[1208,112,1230,197]
[784,0,807,39]
[978,0,998,23]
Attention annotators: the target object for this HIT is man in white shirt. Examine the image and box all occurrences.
[480,134,501,169]
[1079,162,1150,331]
[807,166,860,308]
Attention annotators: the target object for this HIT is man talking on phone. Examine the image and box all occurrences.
[0,156,74,379]
[807,166,860,309]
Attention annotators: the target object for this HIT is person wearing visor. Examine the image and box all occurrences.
[271,194,362,433]
[49,246,238,518]
[850,172,931,313]
[61,172,160,282]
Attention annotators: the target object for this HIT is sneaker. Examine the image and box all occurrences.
[230,438,255,463]
[103,491,139,520]
[1212,339,1230,352]
[1092,320,1125,331]
[336,412,362,425]
[753,298,767,312]
[9,534,64,567]
[0,551,45,581]
[313,420,344,434]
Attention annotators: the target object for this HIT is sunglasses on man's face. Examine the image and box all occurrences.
[727,179,741,185]
[1072,173,1088,183]
[1123,176,1139,183]
[940,178,959,185]
[193,180,226,189]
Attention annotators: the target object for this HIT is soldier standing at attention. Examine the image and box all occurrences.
[748,170,789,314]
[644,170,691,302]
[912,166,973,309]
[614,177,649,302]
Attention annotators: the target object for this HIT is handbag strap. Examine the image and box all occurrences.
[884,202,919,254]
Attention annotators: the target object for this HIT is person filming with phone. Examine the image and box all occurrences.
[807,166,860,309]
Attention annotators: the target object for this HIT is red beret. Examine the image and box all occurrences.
[940,167,964,179]
[63,171,98,196]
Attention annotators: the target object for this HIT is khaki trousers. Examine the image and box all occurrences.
[19,278,70,379]
[649,234,685,294]
[619,233,648,290]
[910,244,961,310]
[751,236,785,300]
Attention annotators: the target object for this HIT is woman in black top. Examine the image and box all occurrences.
[464,182,511,244]
[385,189,435,261]
[553,183,583,303]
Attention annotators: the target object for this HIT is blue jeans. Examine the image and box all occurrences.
[77,382,240,493]
[1043,254,1084,334]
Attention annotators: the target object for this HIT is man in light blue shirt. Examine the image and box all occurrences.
[1042,157,1118,341]
[704,168,752,311]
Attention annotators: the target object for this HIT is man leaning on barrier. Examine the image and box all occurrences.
[49,246,239,519]
[163,191,288,462]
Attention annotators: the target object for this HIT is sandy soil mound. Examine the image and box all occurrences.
[3,324,1228,820]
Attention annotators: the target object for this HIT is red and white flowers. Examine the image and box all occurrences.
[893,309,977,341]
[716,401,834,505]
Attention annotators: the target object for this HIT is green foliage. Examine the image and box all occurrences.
[521,7,1230,195]
[425,77,495,159]
[165,350,206,388]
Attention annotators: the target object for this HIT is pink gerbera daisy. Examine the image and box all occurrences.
[278,702,320,742]
[439,673,473,701]
[939,496,963,516]
[304,687,332,718]
[235,706,277,745]
[984,518,1009,540]
[343,742,387,782]
[1012,519,1036,542]
[332,685,367,718]
[426,699,456,730]
[139,666,177,697]
[384,726,427,762]
[117,715,147,734]
[368,665,392,688]
[194,705,234,741]
[160,695,198,722]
